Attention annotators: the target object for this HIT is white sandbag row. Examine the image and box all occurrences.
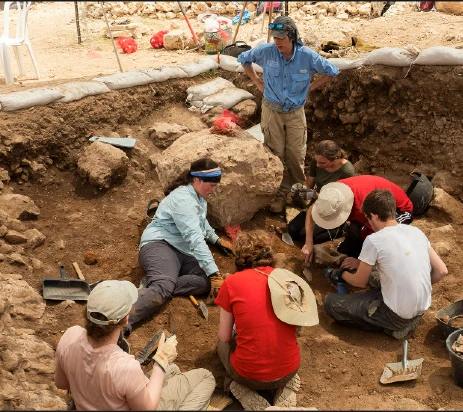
[0,58,220,112]
[186,76,254,113]
[329,46,463,70]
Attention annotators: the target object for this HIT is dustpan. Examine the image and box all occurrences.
[380,340,424,384]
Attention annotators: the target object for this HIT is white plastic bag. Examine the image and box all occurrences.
[160,65,188,79]
[327,57,365,70]
[0,88,64,112]
[93,71,153,90]
[186,77,235,102]
[137,68,170,82]
[364,46,420,67]
[177,57,219,77]
[202,87,254,110]
[414,46,463,66]
[54,81,111,103]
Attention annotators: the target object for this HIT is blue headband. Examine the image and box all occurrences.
[190,168,222,183]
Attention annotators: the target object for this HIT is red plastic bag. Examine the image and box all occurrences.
[150,30,169,49]
[266,1,281,11]
[225,224,242,250]
[419,2,435,11]
[116,36,138,54]
[210,109,243,137]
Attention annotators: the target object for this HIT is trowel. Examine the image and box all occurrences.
[380,340,424,384]
[189,295,209,320]
[89,136,136,148]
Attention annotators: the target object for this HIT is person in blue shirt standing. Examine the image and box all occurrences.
[124,158,232,336]
[237,15,340,213]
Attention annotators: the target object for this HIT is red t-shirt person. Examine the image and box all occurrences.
[214,266,300,381]
[339,175,413,237]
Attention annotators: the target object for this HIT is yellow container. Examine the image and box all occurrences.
[204,28,232,55]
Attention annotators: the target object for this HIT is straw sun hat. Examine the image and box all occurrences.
[268,269,319,327]
[311,182,355,230]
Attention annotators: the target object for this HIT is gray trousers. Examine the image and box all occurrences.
[324,288,421,334]
[216,338,297,392]
[128,241,211,329]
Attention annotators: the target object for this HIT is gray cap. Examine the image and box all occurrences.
[270,15,298,39]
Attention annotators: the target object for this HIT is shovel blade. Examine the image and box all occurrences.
[199,301,209,320]
[380,360,423,384]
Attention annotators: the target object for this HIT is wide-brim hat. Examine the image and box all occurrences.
[311,182,354,230]
[268,268,318,327]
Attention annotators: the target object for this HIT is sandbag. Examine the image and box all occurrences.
[435,1,463,15]
[0,88,64,112]
[93,71,153,90]
[202,87,254,111]
[364,46,420,67]
[413,46,463,66]
[327,57,365,70]
[137,68,170,82]
[186,77,235,102]
[160,65,188,79]
[177,57,219,78]
[54,81,111,103]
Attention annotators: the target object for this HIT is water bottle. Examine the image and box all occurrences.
[336,282,346,294]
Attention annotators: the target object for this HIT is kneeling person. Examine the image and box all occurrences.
[324,189,448,339]
[54,280,215,410]
[215,231,319,410]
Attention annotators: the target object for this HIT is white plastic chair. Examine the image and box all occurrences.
[0,1,39,85]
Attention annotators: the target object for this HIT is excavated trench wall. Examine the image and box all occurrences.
[0,65,462,186]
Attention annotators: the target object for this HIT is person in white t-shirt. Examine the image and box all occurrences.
[324,189,447,339]
[54,280,215,410]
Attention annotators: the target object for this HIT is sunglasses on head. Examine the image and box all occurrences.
[269,22,292,31]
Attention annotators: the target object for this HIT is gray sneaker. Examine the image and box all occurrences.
[273,374,301,408]
[270,197,287,213]
[389,316,423,340]
[230,381,271,411]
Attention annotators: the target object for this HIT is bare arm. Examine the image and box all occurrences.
[309,75,334,93]
[218,307,234,343]
[242,65,264,93]
[306,176,315,190]
[127,363,165,410]
[301,204,316,263]
[429,247,448,284]
[340,261,373,288]
[54,359,70,390]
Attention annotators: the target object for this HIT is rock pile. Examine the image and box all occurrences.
[84,1,417,21]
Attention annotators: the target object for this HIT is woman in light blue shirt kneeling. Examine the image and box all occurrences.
[124,158,231,336]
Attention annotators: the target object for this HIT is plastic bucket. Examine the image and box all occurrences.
[445,328,463,388]
[204,28,232,55]
[436,299,463,338]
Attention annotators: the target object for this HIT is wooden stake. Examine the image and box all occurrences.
[267,2,274,43]
[232,1,248,44]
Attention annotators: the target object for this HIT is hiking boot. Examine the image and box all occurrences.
[230,381,271,411]
[270,197,286,213]
[291,190,307,209]
[273,374,300,408]
[388,316,422,340]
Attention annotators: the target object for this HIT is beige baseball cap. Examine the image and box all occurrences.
[87,280,138,325]
[311,182,354,230]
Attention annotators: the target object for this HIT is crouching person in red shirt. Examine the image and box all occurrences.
[215,231,319,410]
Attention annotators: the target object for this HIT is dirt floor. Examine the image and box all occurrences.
[1,2,463,410]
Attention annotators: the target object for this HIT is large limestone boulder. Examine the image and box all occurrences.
[148,122,190,149]
[77,142,129,189]
[156,130,283,227]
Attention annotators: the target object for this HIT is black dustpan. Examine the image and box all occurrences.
[42,265,91,301]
